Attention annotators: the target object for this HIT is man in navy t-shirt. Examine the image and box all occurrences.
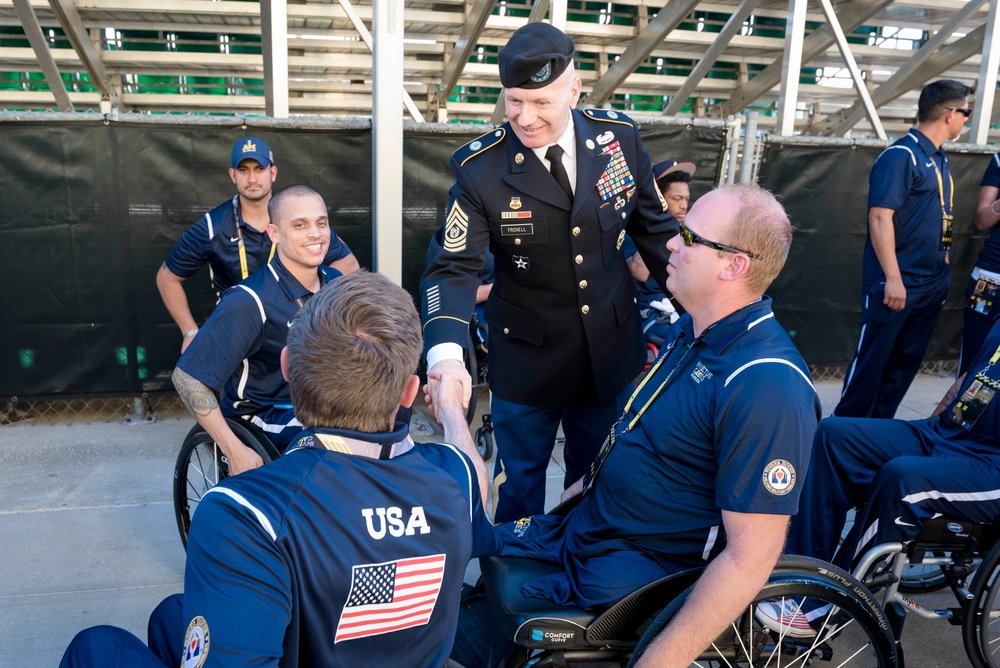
[836,80,970,418]
[172,184,341,472]
[454,184,820,668]
[962,153,1000,373]
[156,136,359,353]
[61,271,499,668]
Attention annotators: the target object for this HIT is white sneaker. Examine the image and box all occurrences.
[754,598,818,639]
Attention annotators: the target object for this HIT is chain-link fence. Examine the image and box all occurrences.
[2,358,959,426]
[1,394,189,426]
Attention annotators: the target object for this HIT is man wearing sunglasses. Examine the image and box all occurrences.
[451,184,820,668]
[836,80,970,419]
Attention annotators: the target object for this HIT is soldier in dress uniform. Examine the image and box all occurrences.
[420,22,677,523]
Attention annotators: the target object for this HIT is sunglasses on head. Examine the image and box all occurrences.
[678,223,758,259]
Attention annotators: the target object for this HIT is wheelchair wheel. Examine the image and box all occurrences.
[173,418,278,548]
[897,551,950,594]
[629,555,897,667]
[464,327,479,426]
[962,540,1000,668]
[474,424,494,460]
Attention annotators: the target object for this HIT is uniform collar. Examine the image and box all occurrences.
[679,296,775,355]
[286,423,413,458]
[266,254,334,302]
[529,113,577,166]
[907,128,944,159]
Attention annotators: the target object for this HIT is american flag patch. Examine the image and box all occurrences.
[334,554,446,643]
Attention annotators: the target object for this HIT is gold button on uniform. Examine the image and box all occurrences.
[514,238,521,245]
[579,280,588,289]
[575,255,583,264]
[621,212,627,220]
[572,227,581,236]
[581,305,590,314]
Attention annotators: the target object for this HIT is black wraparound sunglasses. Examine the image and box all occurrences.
[679,223,759,259]
[945,107,972,118]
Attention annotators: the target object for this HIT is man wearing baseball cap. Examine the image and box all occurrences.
[156,135,359,353]
[420,22,678,524]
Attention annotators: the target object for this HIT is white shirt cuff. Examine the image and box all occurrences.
[427,342,464,370]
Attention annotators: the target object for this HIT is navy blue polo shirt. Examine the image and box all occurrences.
[177,256,340,417]
[864,129,951,292]
[165,196,352,296]
[977,153,1000,273]
[182,428,499,667]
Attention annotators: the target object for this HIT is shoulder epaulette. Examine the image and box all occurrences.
[583,108,634,127]
[455,127,506,166]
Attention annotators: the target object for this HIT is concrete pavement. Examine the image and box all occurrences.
[0,371,971,666]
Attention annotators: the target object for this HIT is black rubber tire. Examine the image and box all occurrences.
[628,555,897,667]
[962,540,1000,668]
[475,425,494,461]
[172,418,279,548]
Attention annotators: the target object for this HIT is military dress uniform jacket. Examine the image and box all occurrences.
[420,109,677,407]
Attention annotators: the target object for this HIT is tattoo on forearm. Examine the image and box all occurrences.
[172,367,218,417]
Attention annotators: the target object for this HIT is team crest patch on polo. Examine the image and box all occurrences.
[513,517,532,537]
[443,200,469,253]
[690,362,712,383]
[531,61,552,83]
[762,459,796,496]
[182,616,210,668]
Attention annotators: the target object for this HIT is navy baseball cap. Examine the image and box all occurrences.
[498,23,575,89]
[653,160,696,181]
[231,136,274,168]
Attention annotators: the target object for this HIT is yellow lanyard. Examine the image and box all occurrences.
[622,334,694,431]
[928,157,954,217]
[233,196,277,280]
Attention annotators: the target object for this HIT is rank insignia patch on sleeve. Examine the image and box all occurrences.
[444,200,469,253]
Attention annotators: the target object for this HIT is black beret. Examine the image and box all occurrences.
[498,23,576,89]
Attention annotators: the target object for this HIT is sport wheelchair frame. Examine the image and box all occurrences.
[479,553,898,667]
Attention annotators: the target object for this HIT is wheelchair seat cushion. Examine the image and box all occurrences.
[481,556,599,649]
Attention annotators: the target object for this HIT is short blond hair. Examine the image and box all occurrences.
[286,271,423,432]
[718,183,793,294]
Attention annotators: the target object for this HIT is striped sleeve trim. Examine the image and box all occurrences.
[204,487,278,541]
[236,284,266,323]
[724,358,815,390]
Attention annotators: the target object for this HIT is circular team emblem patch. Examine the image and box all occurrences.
[762,459,796,496]
[182,616,210,668]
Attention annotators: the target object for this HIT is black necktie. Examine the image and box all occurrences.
[545,144,574,200]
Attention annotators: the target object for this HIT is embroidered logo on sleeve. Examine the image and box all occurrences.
[762,459,796,496]
[443,200,469,253]
[182,616,211,668]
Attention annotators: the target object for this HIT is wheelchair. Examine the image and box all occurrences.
[851,515,1000,668]
[479,553,897,667]
[172,416,280,547]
